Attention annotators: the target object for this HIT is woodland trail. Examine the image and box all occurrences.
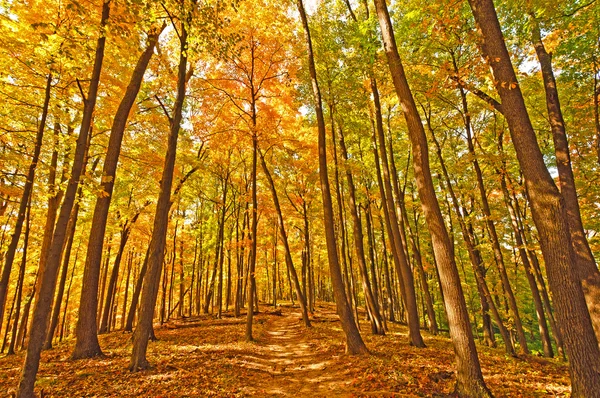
[238,309,356,397]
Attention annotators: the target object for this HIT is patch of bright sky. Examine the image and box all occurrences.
[304,0,320,15]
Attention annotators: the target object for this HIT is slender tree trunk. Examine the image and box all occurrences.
[373,137,396,323]
[529,15,600,344]
[337,129,384,335]
[7,197,31,355]
[61,243,80,342]
[451,54,528,354]
[431,126,514,356]
[503,140,566,358]
[44,192,81,350]
[73,28,160,359]
[259,150,311,327]
[125,248,149,332]
[204,178,228,314]
[0,74,52,336]
[121,251,133,329]
[374,0,491,394]
[36,122,65,316]
[97,240,112,326]
[297,0,367,355]
[129,19,188,371]
[179,237,185,317]
[468,1,600,394]
[245,126,259,341]
[99,216,139,333]
[17,3,110,396]
[372,74,424,346]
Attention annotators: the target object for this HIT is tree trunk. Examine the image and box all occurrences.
[125,248,149,332]
[529,14,600,344]
[451,54,529,354]
[0,73,52,336]
[337,129,384,335]
[468,0,600,394]
[7,197,31,355]
[73,28,160,359]
[129,19,188,371]
[245,126,259,341]
[431,124,515,356]
[259,150,311,327]
[44,191,81,350]
[297,0,367,355]
[99,212,141,334]
[374,0,492,394]
[121,251,133,329]
[17,3,110,396]
[36,122,66,319]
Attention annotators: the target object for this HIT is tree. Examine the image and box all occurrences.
[467,0,600,395]
[72,24,162,360]
[129,7,190,371]
[373,0,492,395]
[297,0,368,355]
[17,1,111,396]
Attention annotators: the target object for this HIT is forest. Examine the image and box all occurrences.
[1,0,600,396]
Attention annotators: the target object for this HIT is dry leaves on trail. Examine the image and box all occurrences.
[0,304,569,397]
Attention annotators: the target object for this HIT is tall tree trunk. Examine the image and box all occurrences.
[245,126,259,340]
[297,0,367,355]
[121,251,133,329]
[451,54,529,354]
[73,28,160,359]
[129,18,188,371]
[259,150,311,327]
[124,248,149,332]
[337,129,384,335]
[500,172,553,357]
[17,3,110,396]
[44,189,81,350]
[430,124,515,356]
[36,122,66,316]
[7,197,31,355]
[468,1,600,394]
[179,237,185,317]
[529,14,600,344]
[374,0,491,395]
[99,210,142,334]
[204,177,228,314]
[387,131,439,336]
[372,134,396,323]
[0,74,52,336]
[329,110,353,313]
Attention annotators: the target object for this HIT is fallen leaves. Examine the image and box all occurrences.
[0,303,569,397]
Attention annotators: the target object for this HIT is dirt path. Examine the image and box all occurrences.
[237,310,355,397]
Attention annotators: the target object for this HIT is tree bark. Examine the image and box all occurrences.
[468,0,600,394]
[129,18,188,371]
[0,73,52,336]
[337,129,385,335]
[259,150,311,327]
[297,0,367,355]
[17,3,110,396]
[529,14,600,344]
[7,196,31,355]
[72,28,160,359]
[44,188,82,350]
[374,0,492,394]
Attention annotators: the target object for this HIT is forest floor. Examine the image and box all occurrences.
[0,303,569,397]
